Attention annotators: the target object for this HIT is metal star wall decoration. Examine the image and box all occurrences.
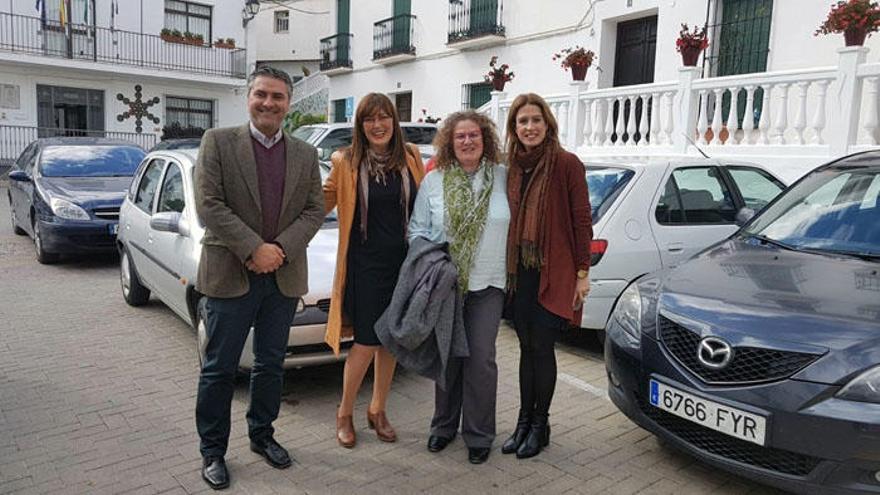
[116,85,160,133]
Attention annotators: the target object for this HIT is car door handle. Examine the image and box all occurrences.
[666,242,684,252]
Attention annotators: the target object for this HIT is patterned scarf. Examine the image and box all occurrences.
[357,148,412,241]
[443,158,494,293]
[506,142,557,288]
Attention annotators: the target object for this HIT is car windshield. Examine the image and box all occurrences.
[744,164,880,257]
[40,145,145,177]
[402,126,437,145]
[292,126,323,144]
[151,139,201,151]
[586,166,635,223]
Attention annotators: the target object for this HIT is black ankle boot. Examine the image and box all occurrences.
[501,409,532,454]
[516,415,549,459]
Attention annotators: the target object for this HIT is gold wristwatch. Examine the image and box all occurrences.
[576,269,589,279]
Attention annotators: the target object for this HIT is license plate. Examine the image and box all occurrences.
[649,379,767,446]
[109,223,118,235]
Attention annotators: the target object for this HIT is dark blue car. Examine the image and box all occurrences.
[606,151,880,494]
[7,137,145,263]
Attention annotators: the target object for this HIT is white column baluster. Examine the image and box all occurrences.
[697,90,709,145]
[773,83,789,145]
[758,85,772,145]
[663,91,675,145]
[603,98,615,146]
[582,98,593,147]
[558,102,569,145]
[649,92,661,145]
[726,86,740,145]
[638,95,650,146]
[742,85,756,145]
[710,88,724,145]
[625,96,637,146]
[614,97,625,146]
[592,99,605,146]
[811,80,830,145]
[861,77,880,145]
[793,82,810,145]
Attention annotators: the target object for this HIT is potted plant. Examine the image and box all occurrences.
[815,0,880,46]
[552,45,595,81]
[225,38,235,47]
[484,56,514,91]
[676,23,709,66]
[418,108,441,124]
[192,33,204,45]
[214,37,236,49]
[160,28,173,41]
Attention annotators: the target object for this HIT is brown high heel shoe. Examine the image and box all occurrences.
[336,413,356,448]
[366,410,397,443]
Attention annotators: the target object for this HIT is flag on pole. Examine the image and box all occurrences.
[83,0,89,24]
[35,0,46,28]
[59,0,67,27]
[110,0,118,31]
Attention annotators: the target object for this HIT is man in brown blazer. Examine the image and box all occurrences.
[194,66,324,490]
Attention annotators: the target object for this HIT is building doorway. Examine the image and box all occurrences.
[394,92,412,122]
[36,85,104,137]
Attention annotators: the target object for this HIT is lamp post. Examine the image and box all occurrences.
[242,0,259,27]
[242,0,260,77]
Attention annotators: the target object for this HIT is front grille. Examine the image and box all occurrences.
[92,208,120,220]
[659,316,820,385]
[316,298,331,313]
[69,234,116,247]
[637,397,821,477]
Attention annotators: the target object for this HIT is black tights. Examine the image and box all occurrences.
[514,319,561,419]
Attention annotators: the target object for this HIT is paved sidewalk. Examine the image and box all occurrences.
[0,188,780,494]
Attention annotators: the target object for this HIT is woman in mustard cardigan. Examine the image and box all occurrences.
[323,93,425,448]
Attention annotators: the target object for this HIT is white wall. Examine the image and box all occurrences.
[254,0,332,63]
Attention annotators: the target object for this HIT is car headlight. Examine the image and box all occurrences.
[296,298,306,313]
[50,198,90,220]
[837,365,880,403]
[611,283,642,341]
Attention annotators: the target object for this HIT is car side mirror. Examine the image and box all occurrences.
[7,170,30,183]
[316,147,333,161]
[150,211,183,234]
[735,207,756,227]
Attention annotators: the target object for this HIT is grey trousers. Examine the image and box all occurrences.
[430,287,504,448]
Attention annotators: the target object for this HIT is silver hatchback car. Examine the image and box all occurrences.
[117,149,350,369]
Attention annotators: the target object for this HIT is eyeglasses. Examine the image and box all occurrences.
[363,114,392,126]
[453,131,482,143]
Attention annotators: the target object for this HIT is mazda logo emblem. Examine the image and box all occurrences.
[697,337,733,369]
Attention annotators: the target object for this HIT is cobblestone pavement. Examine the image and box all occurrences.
[0,187,782,494]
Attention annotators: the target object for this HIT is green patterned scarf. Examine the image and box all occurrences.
[443,158,494,292]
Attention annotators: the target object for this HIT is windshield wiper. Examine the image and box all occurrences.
[745,233,796,251]
[816,249,880,261]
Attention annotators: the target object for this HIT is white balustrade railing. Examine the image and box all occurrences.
[484,47,879,161]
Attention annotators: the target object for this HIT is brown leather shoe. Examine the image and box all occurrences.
[367,410,397,443]
[336,414,356,448]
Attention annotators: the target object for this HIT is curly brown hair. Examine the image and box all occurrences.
[432,110,502,170]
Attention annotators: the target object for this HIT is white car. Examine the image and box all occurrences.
[582,159,787,341]
[117,149,350,369]
[292,122,437,159]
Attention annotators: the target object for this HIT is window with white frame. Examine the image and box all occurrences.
[165,96,213,132]
[164,0,212,41]
[274,10,290,33]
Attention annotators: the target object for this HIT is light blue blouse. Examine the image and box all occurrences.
[408,164,510,292]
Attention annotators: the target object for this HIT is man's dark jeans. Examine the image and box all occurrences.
[195,272,296,458]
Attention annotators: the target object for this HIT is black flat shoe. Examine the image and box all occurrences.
[468,447,490,464]
[427,433,455,453]
[201,456,229,490]
[250,437,292,469]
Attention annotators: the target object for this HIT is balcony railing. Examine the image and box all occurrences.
[448,0,504,44]
[320,33,353,71]
[0,12,246,78]
[0,125,157,172]
[373,14,416,61]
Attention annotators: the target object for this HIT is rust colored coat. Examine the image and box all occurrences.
[323,144,425,355]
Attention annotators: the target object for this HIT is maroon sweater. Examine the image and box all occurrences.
[251,136,287,241]
[509,149,593,323]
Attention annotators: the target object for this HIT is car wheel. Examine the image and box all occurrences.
[33,222,59,264]
[120,247,150,306]
[9,199,25,236]
[196,297,208,369]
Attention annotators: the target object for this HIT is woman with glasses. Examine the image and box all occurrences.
[501,93,593,459]
[324,93,425,448]
[409,110,508,464]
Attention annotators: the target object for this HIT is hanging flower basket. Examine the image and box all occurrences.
[676,23,709,67]
[484,56,514,92]
[491,78,507,91]
[552,46,595,81]
[815,0,880,47]
[680,45,703,66]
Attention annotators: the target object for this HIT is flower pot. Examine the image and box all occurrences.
[680,46,703,67]
[844,27,868,46]
[491,79,506,91]
[571,64,588,81]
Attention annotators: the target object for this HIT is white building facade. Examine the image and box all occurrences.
[315,0,880,180]
[0,0,255,167]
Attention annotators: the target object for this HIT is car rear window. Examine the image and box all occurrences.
[292,126,324,144]
[40,145,146,177]
[403,126,437,145]
[586,166,635,222]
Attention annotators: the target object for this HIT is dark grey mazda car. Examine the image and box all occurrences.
[606,151,880,494]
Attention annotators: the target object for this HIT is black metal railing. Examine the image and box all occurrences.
[320,33,353,71]
[373,14,416,60]
[448,0,504,44]
[0,125,157,171]
[0,12,246,78]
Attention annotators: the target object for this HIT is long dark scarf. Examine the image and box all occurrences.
[356,148,412,241]
[506,142,557,288]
